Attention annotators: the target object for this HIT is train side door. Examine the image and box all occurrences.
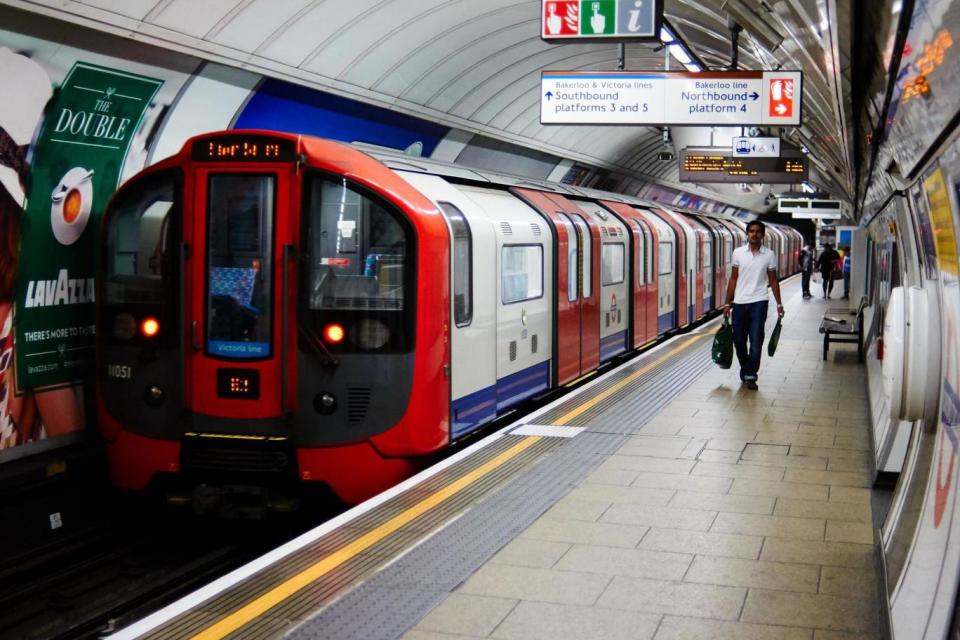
[570,214,600,373]
[185,167,294,430]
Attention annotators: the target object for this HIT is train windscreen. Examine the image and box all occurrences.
[300,174,413,352]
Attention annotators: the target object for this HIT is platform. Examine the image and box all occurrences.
[110,276,880,640]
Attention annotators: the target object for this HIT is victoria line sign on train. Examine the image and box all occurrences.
[540,70,803,126]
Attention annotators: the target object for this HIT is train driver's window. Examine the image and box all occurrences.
[501,245,543,304]
[438,202,472,327]
[104,169,179,306]
[301,174,413,353]
[659,241,673,275]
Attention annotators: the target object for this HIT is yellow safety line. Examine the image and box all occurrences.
[190,435,543,640]
[552,333,707,426]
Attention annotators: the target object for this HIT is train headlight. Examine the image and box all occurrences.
[351,319,391,351]
[323,323,345,344]
[141,317,160,338]
[113,313,136,340]
[145,384,165,406]
[313,392,337,415]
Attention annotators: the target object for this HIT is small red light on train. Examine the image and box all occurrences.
[323,323,345,344]
[142,317,160,337]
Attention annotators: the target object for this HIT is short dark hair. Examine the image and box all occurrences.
[746,220,766,234]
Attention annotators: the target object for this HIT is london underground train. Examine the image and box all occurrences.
[96,130,800,506]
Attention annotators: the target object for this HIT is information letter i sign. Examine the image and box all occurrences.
[769,78,794,118]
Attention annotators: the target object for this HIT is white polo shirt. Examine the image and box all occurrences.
[731,244,777,304]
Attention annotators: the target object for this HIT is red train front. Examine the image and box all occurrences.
[97,131,450,507]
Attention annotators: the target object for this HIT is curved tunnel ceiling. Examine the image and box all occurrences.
[3,0,854,211]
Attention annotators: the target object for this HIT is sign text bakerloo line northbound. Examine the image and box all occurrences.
[540,71,803,127]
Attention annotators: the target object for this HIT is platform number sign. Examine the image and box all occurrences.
[542,0,662,41]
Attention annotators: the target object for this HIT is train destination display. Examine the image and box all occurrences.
[541,70,802,126]
[679,148,809,183]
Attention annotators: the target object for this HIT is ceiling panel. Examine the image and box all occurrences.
[5,0,855,206]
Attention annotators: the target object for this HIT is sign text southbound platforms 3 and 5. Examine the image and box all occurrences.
[540,71,802,127]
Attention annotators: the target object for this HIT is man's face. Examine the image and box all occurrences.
[748,225,765,244]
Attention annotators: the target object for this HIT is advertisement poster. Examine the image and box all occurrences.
[14,63,162,391]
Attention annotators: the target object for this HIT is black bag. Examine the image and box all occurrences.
[712,318,734,369]
[767,318,782,357]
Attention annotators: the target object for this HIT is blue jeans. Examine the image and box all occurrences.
[731,301,768,382]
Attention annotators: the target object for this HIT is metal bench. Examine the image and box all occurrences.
[819,297,867,361]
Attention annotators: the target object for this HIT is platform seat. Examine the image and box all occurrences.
[820,296,867,361]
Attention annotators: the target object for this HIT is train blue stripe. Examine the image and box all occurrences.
[496,361,550,413]
[658,312,675,332]
[451,386,497,440]
[600,330,627,362]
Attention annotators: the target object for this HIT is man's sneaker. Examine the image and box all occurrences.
[744,380,758,391]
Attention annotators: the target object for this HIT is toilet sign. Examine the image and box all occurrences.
[542,0,662,41]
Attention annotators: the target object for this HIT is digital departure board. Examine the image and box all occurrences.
[679,147,808,183]
[191,135,296,163]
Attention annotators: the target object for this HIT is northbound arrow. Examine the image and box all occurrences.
[545,91,553,100]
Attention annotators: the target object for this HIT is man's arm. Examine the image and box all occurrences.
[768,270,784,318]
[723,266,738,318]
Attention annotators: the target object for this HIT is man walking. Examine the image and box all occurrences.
[815,243,840,299]
[841,246,851,299]
[723,220,785,390]
[799,244,814,299]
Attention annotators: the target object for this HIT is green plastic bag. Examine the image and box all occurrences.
[712,318,734,369]
[767,318,783,357]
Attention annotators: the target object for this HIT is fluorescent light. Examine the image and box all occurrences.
[660,27,674,43]
[802,181,816,193]
[669,44,692,64]
[684,62,702,72]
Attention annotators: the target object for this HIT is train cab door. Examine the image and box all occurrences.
[184,167,295,434]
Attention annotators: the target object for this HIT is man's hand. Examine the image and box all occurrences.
[723,304,732,319]
[777,304,785,319]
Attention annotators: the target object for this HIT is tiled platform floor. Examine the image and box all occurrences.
[403,279,880,640]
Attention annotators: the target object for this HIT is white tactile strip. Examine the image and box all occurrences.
[510,424,587,438]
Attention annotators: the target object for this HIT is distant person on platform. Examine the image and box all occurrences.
[816,243,840,299]
[841,246,851,299]
[723,220,785,391]
[799,244,814,299]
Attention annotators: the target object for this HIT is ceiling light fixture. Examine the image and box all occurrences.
[721,0,784,52]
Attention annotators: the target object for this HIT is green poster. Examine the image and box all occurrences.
[15,62,162,389]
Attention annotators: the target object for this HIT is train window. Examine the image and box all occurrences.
[703,240,712,269]
[572,216,592,298]
[300,173,413,353]
[558,216,578,301]
[659,241,673,275]
[439,202,472,327]
[501,244,543,304]
[206,174,274,359]
[602,243,625,285]
[104,170,180,306]
[636,235,645,287]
